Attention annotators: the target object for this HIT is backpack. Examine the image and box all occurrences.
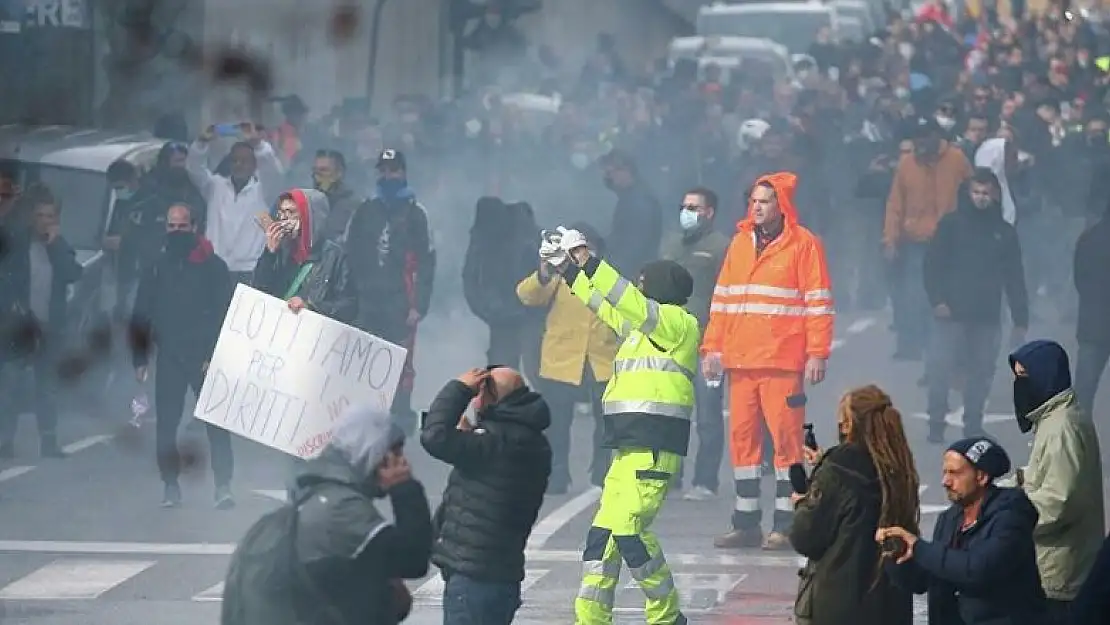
[220,491,348,625]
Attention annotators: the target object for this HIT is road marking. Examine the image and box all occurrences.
[910,410,1013,426]
[846,318,876,334]
[193,582,224,602]
[624,572,746,608]
[61,435,113,455]
[0,466,35,483]
[414,568,550,602]
[0,559,155,600]
[527,486,602,549]
[922,504,949,515]
[0,540,804,567]
[252,489,288,502]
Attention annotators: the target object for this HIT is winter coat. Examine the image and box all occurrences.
[420,380,551,583]
[1074,211,1110,345]
[253,189,357,324]
[658,226,728,328]
[130,235,233,368]
[462,200,537,329]
[887,487,1047,625]
[883,142,973,247]
[791,443,913,625]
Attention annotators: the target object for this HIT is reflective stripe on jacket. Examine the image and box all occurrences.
[564,256,698,456]
[702,172,834,372]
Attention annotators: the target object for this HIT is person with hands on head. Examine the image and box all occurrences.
[419,366,551,625]
[185,121,285,285]
[544,226,699,625]
[877,437,1048,625]
[251,189,355,324]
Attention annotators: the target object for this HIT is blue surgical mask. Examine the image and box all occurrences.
[679,210,700,231]
[116,188,135,201]
[377,177,407,198]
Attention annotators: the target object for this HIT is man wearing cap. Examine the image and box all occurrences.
[1009,340,1104,622]
[345,149,436,428]
[878,437,1048,625]
[540,226,698,624]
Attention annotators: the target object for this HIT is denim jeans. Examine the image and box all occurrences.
[443,573,521,625]
[893,241,931,353]
[926,320,1001,433]
[1075,341,1110,423]
[679,370,725,492]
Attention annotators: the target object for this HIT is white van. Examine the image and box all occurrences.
[696,2,838,54]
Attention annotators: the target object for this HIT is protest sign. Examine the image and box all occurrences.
[194,284,407,459]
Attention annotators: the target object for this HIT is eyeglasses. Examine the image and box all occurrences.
[680,204,702,211]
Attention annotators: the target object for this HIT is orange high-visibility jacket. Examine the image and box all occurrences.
[701,172,834,372]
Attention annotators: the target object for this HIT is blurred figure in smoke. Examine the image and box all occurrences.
[599,150,662,279]
[956,112,991,161]
[311,149,364,242]
[462,198,538,368]
[346,149,436,429]
[1073,194,1110,423]
[659,187,728,500]
[253,189,356,324]
[923,169,1028,443]
[0,185,81,459]
[269,95,309,167]
[883,118,972,360]
[103,160,173,320]
[148,142,207,225]
[516,222,615,494]
[186,123,285,286]
[130,203,235,508]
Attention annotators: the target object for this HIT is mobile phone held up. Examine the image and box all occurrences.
[214,122,242,138]
[803,423,818,451]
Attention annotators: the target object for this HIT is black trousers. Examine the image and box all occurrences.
[486,324,523,370]
[0,352,58,445]
[360,310,416,419]
[154,356,233,487]
[679,370,725,492]
[542,367,610,489]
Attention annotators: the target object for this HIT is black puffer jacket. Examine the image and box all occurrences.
[790,443,913,625]
[1075,208,1110,345]
[420,379,552,583]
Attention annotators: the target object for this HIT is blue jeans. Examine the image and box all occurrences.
[894,241,931,352]
[443,573,521,625]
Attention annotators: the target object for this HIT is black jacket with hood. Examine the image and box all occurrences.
[253,189,357,324]
[289,404,433,625]
[420,379,552,583]
[1074,202,1110,345]
[130,234,233,368]
[923,183,1029,328]
[790,442,913,625]
[887,486,1047,625]
[462,198,538,329]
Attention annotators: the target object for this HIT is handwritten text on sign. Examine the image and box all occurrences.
[194,284,407,458]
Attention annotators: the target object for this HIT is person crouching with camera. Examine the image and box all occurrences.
[789,385,919,625]
[419,367,553,625]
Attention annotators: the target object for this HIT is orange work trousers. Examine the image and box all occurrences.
[726,368,805,531]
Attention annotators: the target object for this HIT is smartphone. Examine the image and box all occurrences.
[419,410,429,430]
[787,393,808,409]
[803,423,818,451]
[214,122,241,137]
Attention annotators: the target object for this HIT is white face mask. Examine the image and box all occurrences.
[895,87,910,100]
[570,152,590,170]
[679,210,700,231]
[936,115,956,131]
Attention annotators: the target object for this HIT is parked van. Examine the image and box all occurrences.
[696,2,837,54]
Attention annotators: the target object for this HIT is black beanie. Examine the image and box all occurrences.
[639,260,694,306]
[948,437,1011,481]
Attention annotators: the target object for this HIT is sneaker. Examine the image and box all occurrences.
[215,485,235,510]
[683,486,716,501]
[762,530,792,551]
[161,482,182,508]
[713,528,763,549]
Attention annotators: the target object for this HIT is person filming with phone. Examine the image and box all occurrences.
[419,367,552,625]
[787,385,919,625]
[877,436,1048,625]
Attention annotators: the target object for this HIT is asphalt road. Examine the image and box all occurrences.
[0,305,1106,625]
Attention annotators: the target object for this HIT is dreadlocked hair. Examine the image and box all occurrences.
[841,385,921,586]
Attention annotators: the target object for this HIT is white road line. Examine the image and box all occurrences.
[192,581,224,602]
[527,486,602,550]
[910,411,1013,426]
[831,339,846,350]
[61,435,113,455]
[922,504,949,515]
[252,489,288,502]
[0,558,155,600]
[415,568,550,602]
[846,318,876,334]
[0,540,804,567]
[0,466,35,483]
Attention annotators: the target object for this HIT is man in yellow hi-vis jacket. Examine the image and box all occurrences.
[542,226,698,625]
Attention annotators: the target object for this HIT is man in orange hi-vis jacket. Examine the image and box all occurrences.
[701,171,834,551]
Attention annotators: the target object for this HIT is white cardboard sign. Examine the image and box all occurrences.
[194,284,407,459]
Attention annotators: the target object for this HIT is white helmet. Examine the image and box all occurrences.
[737,118,771,151]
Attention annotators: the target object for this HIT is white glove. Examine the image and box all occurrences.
[555,226,588,253]
[539,238,568,267]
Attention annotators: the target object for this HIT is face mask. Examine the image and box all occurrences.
[570,152,590,170]
[313,174,338,192]
[116,188,135,201]
[165,231,195,257]
[679,210,700,231]
[1013,377,1039,433]
[894,87,910,100]
[935,115,956,131]
[378,177,407,197]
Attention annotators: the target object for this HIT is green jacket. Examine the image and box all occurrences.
[1022,389,1105,600]
[658,227,728,328]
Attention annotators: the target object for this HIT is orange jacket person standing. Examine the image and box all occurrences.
[701,172,834,551]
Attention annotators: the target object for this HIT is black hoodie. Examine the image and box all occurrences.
[923,187,1029,328]
[420,379,552,583]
